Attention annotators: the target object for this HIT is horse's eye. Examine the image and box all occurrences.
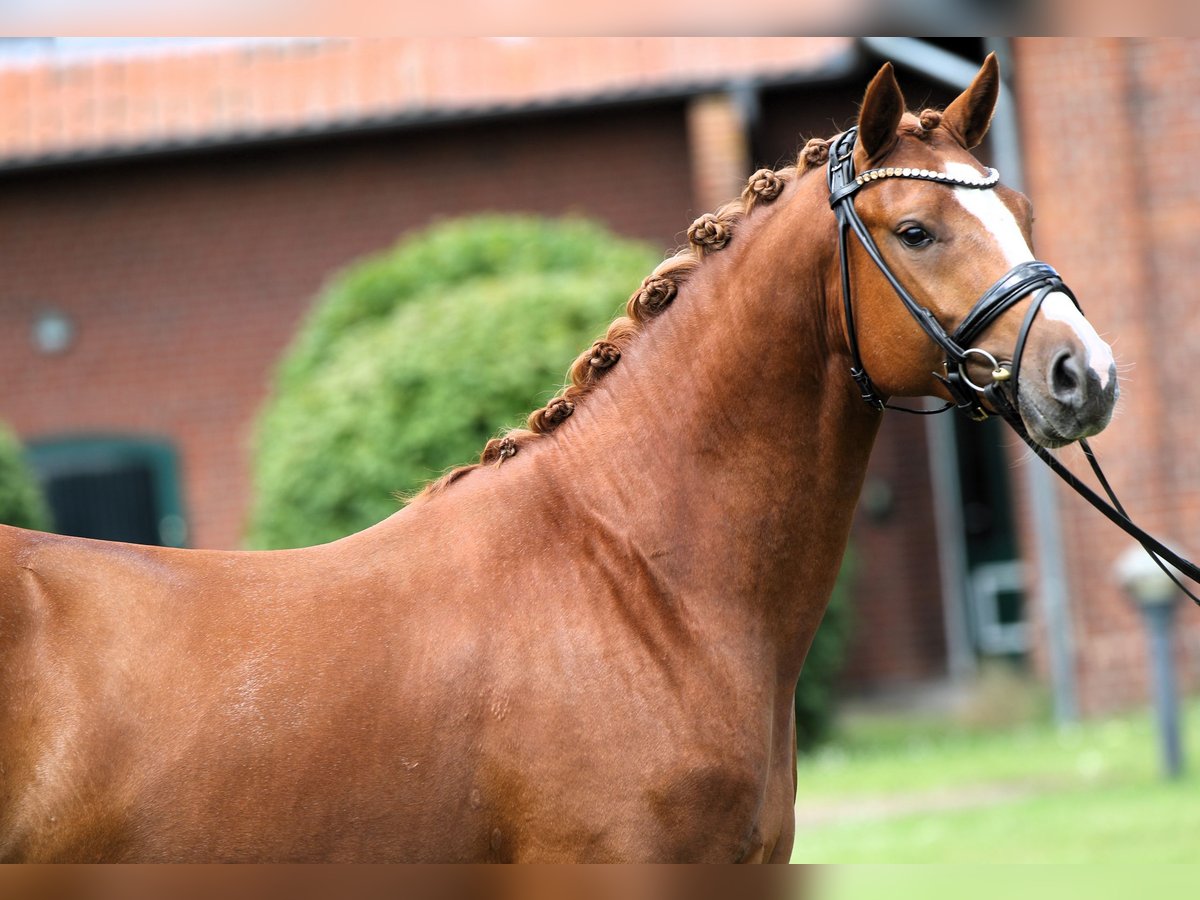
[898,225,933,248]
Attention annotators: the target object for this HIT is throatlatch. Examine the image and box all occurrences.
[826,126,1200,606]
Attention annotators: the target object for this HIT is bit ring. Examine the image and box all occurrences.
[958,348,1012,393]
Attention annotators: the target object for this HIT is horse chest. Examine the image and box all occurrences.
[460,695,794,862]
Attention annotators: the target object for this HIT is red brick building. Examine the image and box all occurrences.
[1015,39,1200,712]
[0,37,1195,712]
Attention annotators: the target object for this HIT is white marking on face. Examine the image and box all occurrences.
[944,162,1114,388]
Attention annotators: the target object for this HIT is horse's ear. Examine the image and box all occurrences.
[941,52,1000,149]
[857,62,905,161]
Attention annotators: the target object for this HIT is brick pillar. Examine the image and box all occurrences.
[685,91,751,214]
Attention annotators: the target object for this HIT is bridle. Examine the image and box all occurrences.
[827,126,1075,421]
[827,125,1200,606]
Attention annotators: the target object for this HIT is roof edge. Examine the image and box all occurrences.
[0,45,862,176]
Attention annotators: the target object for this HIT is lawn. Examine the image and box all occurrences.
[791,693,1200,863]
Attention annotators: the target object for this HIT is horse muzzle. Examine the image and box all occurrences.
[1018,342,1119,448]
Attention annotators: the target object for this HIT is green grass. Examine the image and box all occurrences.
[792,697,1200,862]
[817,865,1200,900]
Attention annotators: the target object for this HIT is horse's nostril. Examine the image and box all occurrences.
[1049,349,1084,407]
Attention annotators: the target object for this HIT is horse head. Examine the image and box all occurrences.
[836,55,1118,447]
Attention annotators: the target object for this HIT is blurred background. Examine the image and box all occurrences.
[0,36,1198,863]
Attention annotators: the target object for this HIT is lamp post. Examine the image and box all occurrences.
[1114,544,1185,780]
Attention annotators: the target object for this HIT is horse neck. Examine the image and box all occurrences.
[546,174,882,683]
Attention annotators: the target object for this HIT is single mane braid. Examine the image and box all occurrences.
[744,168,784,202]
[627,272,680,322]
[748,168,783,199]
[918,108,943,130]
[481,434,520,466]
[799,138,831,171]
[414,148,802,502]
[688,212,732,253]
[570,339,621,386]
[527,396,575,434]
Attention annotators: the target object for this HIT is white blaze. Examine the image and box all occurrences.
[944,162,1114,388]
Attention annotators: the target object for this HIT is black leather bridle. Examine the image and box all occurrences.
[827,126,1076,421]
[827,126,1200,606]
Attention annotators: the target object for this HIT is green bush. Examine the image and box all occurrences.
[248,215,658,549]
[795,549,854,753]
[0,425,50,531]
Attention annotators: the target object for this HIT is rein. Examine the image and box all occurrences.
[827,126,1200,607]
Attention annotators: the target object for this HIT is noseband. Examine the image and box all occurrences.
[827,126,1076,421]
[826,125,1200,606]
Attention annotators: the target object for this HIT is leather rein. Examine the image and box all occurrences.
[827,126,1200,607]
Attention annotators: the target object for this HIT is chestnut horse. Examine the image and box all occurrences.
[0,57,1116,862]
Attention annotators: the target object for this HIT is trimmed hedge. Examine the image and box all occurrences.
[0,425,50,531]
[248,215,658,549]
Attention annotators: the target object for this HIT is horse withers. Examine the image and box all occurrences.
[0,55,1115,862]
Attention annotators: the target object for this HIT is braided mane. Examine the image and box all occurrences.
[412,110,944,503]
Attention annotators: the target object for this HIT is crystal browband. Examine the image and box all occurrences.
[853,165,1000,188]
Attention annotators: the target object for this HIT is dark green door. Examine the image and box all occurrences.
[954,416,1027,658]
[27,436,187,547]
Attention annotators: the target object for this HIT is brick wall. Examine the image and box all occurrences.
[1014,38,1200,713]
[0,103,693,549]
